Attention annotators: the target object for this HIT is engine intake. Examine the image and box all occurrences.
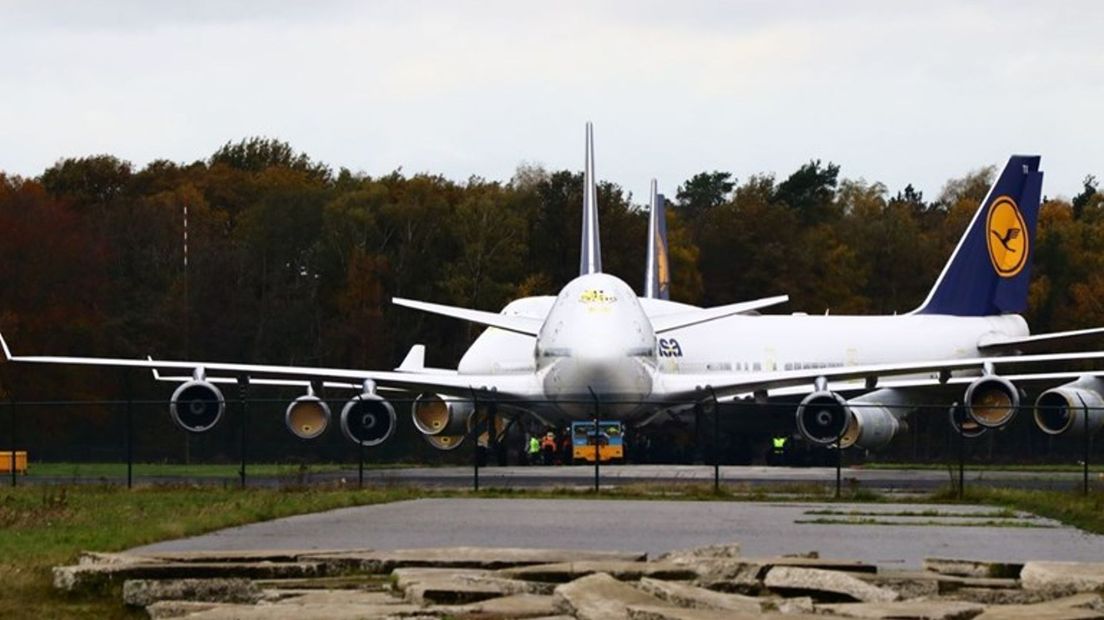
[795,391,850,445]
[169,379,225,433]
[964,376,1020,429]
[948,402,987,438]
[340,392,396,447]
[1034,377,1104,437]
[412,393,475,436]
[286,393,331,440]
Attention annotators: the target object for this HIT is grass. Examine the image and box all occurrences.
[793,516,1054,528]
[929,486,1104,535]
[802,507,1024,519]
[865,462,1104,473]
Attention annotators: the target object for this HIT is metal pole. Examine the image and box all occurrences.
[472,395,480,492]
[835,419,844,499]
[8,396,15,488]
[125,371,133,490]
[358,441,364,490]
[238,376,249,489]
[709,388,720,494]
[1085,402,1091,497]
[589,388,600,493]
[958,419,965,500]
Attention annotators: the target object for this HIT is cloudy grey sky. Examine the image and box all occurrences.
[1,1,1101,203]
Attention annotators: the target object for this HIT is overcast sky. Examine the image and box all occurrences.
[1,1,1101,203]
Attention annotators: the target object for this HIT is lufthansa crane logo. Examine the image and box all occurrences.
[986,195,1028,278]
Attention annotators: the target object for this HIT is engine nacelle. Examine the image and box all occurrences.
[948,402,987,438]
[1034,376,1104,437]
[169,380,225,433]
[286,394,331,440]
[340,392,396,447]
[840,389,904,451]
[412,393,475,436]
[795,391,850,445]
[964,376,1020,429]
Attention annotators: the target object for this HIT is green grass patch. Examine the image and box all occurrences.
[794,516,1055,528]
[864,462,1104,473]
[802,508,1024,519]
[928,486,1104,535]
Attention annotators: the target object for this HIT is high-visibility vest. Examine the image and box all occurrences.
[528,437,541,454]
[772,437,787,449]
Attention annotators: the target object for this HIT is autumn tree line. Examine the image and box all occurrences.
[0,137,1101,463]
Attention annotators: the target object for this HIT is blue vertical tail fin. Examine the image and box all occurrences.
[914,155,1043,316]
[644,179,671,299]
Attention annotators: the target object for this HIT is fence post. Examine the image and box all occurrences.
[1085,402,1091,497]
[238,376,249,489]
[124,370,133,490]
[589,387,600,493]
[835,419,844,499]
[958,418,966,500]
[709,388,720,494]
[7,395,14,488]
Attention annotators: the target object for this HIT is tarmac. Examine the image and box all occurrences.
[134,497,1104,568]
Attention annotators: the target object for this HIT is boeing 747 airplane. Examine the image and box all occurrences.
[3,124,1104,453]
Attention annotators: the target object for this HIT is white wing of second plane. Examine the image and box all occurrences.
[654,349,1104,402]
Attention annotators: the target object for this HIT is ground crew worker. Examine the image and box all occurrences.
[768,435,788,466]
[541,431,557,465]
[526,434,540,465]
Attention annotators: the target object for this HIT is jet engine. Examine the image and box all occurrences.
[412,393,475,436]
[795,390,850,445]
[340,388,396,447]
[286,390,331,440]
[1034,376,1104,437]
[839,389,905,451]
[963,375,1020,429]
[169,377,225,433]
[948,403,987,438]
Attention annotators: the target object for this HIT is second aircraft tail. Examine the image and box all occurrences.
[914,155,1043,316]
[644,179,671,299]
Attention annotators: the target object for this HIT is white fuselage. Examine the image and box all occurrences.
[456,273,1030,423]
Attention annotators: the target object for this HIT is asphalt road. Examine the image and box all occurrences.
[134,497,1104,568]
[23,464,1101,492]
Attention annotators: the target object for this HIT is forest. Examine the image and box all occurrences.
[1,137,1101,463]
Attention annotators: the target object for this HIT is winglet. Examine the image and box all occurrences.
[396,344,426,372]
[580,122,603,275]
[0,331,12,362]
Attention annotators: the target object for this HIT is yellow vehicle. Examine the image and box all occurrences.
[0,451,28,474]
[571,421,624,463]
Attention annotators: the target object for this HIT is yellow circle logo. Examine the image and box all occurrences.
[986,196,1028,278]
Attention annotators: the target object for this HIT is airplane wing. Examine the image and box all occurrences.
[392,297,544,336]
[654,349,1104,401]
[977,326,1104,355]
[0,332,540,400]
[650,295,789,333]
